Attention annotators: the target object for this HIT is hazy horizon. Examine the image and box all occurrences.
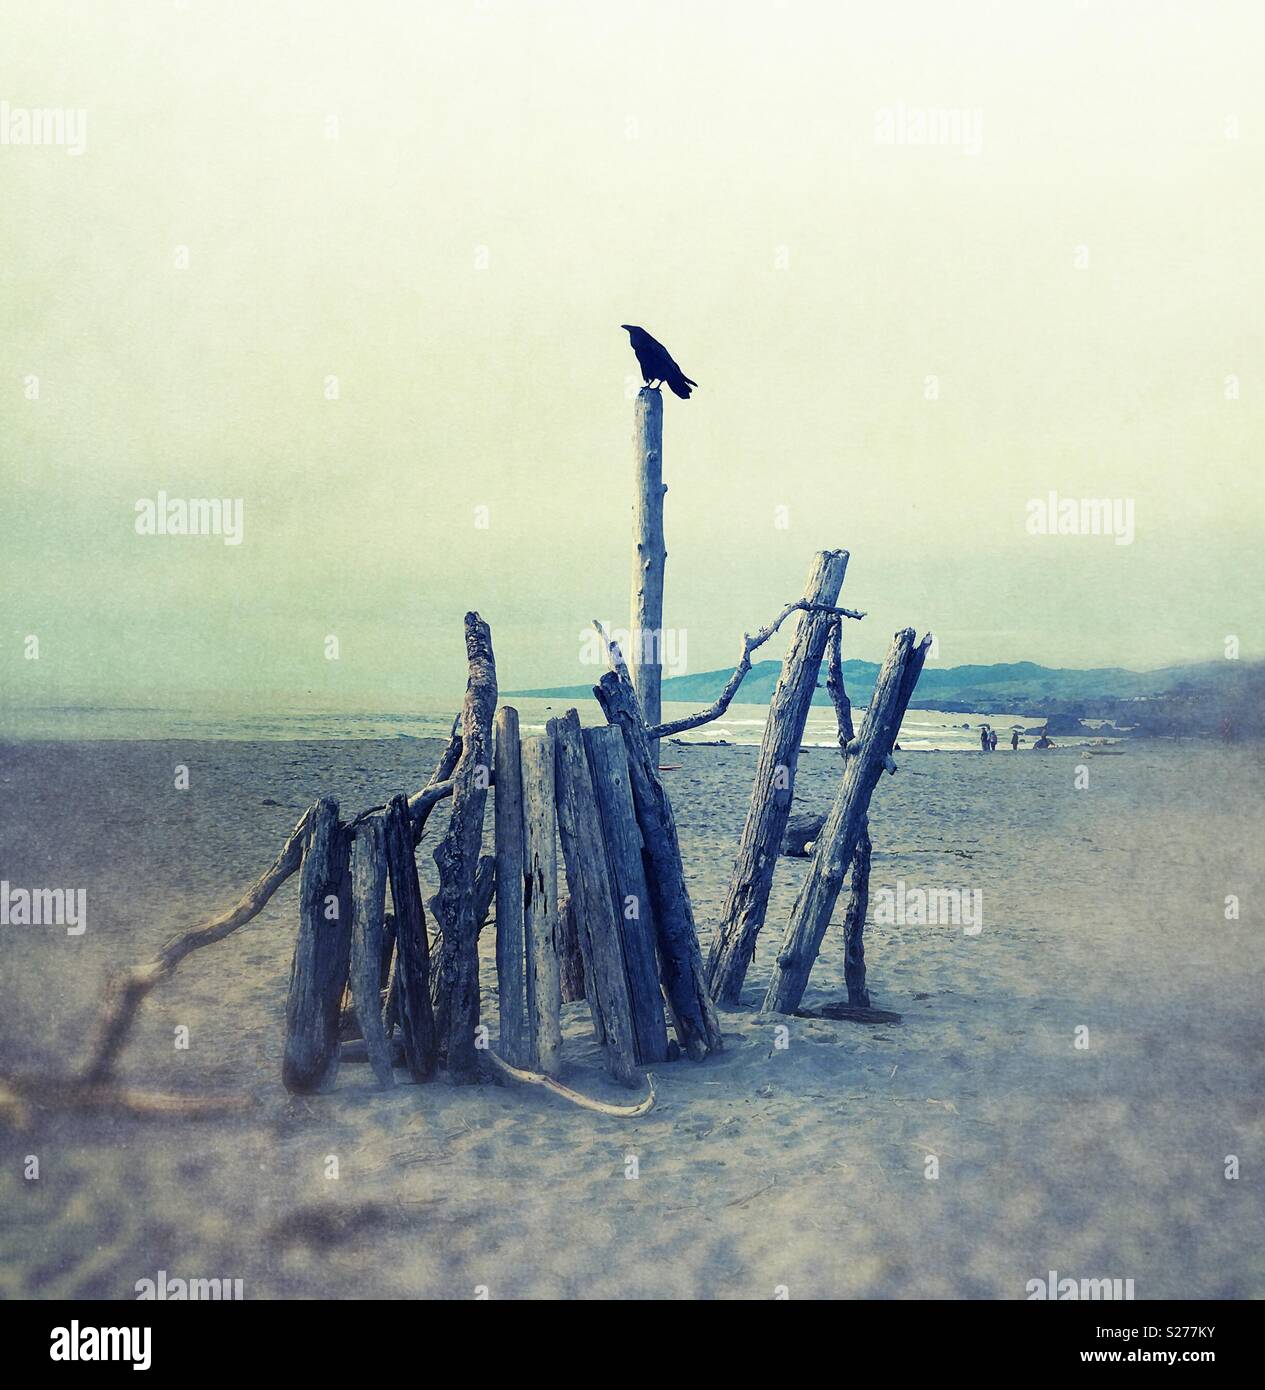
[4,0,1263,714]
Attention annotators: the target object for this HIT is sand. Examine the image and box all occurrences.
[1,734,1262,1299]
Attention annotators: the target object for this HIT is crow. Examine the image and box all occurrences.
[621,325,698,399]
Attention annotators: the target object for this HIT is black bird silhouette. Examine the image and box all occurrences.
[621,325,698,399]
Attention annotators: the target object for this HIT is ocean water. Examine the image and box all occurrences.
[1,697,1084,750]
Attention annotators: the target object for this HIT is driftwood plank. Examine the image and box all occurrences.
[594,664,722,1059]
[431,611,498,1081]
[707,548,850,1005]
[552,711,641,1085]
[583,724,669,1065]
[493,707,529,1066]
[796,1002,901,1025]
[383,794,437,1082]
[349,816,394,1087]
[521,732,563,1074]
[283,797,352,1093]
[762,628,930,1015]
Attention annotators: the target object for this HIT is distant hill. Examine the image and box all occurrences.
[510,657,1265,739]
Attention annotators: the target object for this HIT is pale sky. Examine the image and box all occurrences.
[3,0,1262,711]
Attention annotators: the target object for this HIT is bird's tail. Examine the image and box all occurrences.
[668,374,698,400]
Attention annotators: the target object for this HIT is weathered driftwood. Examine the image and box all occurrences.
[81,804,315,1084]
[782,811,826,857]
[485,1050,656,1117]
[583,724,670,1065]
[348,816,395,1087]
[493,706,529,1067]
[842,823,873,1008]
[593,653,722,1058]
[521,732,563,1074]
[826,614,873,1007]
[707,549,851,1005]
[650,597,865,741]
[630,386,666,763]
[762,628,930,1015]
[552,711,641,1086]
[426,856,495,947]
[283,798,353,1093]
[383,794,437,1082]
[558,895,587,1004]
[76,725,465,1093]
[431,611,498,1082]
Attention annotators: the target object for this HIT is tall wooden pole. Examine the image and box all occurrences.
[630,386,666,765]
[706,549,850,1005]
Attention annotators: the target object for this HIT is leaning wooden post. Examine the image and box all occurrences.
[349,816,395,1088]
[493,707,529,1067]
[706,548,850,1005]
[594,668,723,1058]
[583,723,670,1064]
[283,797,352,1093]
[630,386,666,765]
[761,628,930,1015]
[552,711,642,1086]
[431,612,498,1082]
[521,731,563,1075]
[383,794,437,1081]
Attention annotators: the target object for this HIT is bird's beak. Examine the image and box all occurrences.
[619,324,631,331]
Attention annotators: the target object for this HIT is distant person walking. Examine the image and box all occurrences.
[988,729,998,752]
[1011,730,1020,751]
[979,726,990,753]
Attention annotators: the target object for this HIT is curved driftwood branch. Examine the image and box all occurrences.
[78,720,466,1088]
[646,598,864,740]
[485,1050,656,1117]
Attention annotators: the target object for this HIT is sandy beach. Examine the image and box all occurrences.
[1,732,1261,1300]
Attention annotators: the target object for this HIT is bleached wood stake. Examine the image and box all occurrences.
[383,794,437,1082]
[583,724,670,1065]
[706,548,850,1005]
[283,798,352,1094]
[493,706,529,1066]
[349,816,395,1088]
[521,732,563,1074]
[630,386,666,764]
[552,711,642,1086]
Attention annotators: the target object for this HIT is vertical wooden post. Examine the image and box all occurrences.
[583,724,670,1064]
[383,794,437,1082]
[630,386,666,765]
[493,706,529,1066]
[706,548,850,1005]
[283,797,352,1094]
[349,816,394,1088]
[521,732,563,1075]
[431,611,498,1082]
[761,628,930,1015]
[594,666,723,1059]
[552,711,642,1086]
